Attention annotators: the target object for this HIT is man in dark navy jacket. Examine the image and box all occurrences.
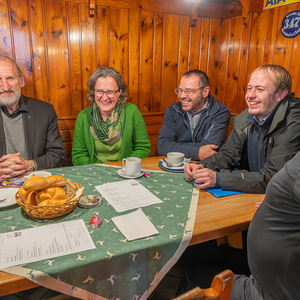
[157,70,230,161]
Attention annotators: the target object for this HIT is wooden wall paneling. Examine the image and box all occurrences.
[272,4,296,69]
[189,16,201,71]
[10,0,35,98]
[288,3,300,97]
[262,9,277,65]
[247,11,268,74]
[152,12,163,112]
[44,0,71,116]
[199,18,210,74]
[216,19,230,105]
[236,14,251,113]
[225,17,243,111]
[96,6,109,67]
[80,3,96,109]
[0,0,13,57]
[207,19,228,102]
[109,8,129,83]
[161,14,180,112]
[177,15,190,83]
[128,10,140,107]
[67,3,83,115]
[28,0,48,102]
[139,11,154,112]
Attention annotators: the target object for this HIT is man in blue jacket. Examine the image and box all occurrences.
[157,70,230,161]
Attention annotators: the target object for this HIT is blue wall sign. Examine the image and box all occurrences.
[281,10,300,38]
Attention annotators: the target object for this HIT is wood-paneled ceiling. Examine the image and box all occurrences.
[92,0,263,18]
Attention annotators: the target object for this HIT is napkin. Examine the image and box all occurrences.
[111,209,159,241]
[193,181,243,197]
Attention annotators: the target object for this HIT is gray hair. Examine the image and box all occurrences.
[87,67,128,106]
[0,54,23,78]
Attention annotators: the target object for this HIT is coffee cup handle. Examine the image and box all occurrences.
[122,158,126,168]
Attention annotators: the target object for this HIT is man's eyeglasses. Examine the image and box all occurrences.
[94,89,120,98]
[174,86,207,96]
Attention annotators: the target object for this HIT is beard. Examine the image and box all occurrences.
[0,86,21,107]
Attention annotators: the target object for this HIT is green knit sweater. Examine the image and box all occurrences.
[72,103,151,166]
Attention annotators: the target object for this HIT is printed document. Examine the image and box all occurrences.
[0,219,95,269]
[96,179,163,212]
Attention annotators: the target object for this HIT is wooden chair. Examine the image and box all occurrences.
[173,269,234,300]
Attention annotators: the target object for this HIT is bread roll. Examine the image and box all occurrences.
[46,175,68,187]
[38,198,68,206]
[26,191,37,206]
[23,176,49,192]
[36,187,67,205]
[18,186,30,203]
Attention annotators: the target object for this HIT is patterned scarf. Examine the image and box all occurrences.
[89,102,125,145]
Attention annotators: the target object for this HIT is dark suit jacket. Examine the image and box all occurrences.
[0,95,65,169]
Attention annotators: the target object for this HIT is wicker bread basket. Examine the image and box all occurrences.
[16,181,83,219]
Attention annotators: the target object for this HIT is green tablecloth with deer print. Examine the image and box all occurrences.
[0,164,199,300]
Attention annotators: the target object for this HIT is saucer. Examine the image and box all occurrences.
[159,158,191,173]
[28,171,52,178]
[0,188,19,208]
[162,160,184,170]
[117,168,144,179]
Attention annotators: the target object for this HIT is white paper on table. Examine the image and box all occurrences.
[0,219,95,269]
[95,179,163,212]
[111,209,159,241]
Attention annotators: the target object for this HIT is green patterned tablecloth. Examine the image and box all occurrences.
[0,164,199,300]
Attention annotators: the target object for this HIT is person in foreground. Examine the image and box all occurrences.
[0,55,65,180]
[72,67,151,165]
[230,150,300,300]
[157,70,230,161]
[185,64,300,193]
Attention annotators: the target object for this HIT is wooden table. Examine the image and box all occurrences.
[0,156,264,296]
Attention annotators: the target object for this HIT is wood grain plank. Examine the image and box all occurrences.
[139,11,153,112]
[199,18,210,74]
[96,6,109,67]
[152,12,163,112]
[217,19,230,105]
[236,15,251,113]
[225,16,243,111]
[128,10,140,106]
[161,14,180,112]
[110,8,129,83]
[289,3,300,97]
[80,3,96,109]
[178,15,189,84]
[262,9,277,65]
[28,0,48,102]
[68,2,83,115]
[44,0,71,115]
[247,11,268,74]
[0,0,12,56]
[189,16,201,71]
[272,4,296,69]
[207,19,228,102]
[10,0,35,98]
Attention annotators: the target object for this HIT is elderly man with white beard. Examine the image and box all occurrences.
[0,55,65,180]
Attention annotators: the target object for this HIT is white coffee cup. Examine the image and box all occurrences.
[167,152,185,167]
[122,157,141,175]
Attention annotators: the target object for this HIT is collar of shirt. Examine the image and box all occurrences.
[186,98,209,132]
[247,103,279,128]
[0,97,28,119]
